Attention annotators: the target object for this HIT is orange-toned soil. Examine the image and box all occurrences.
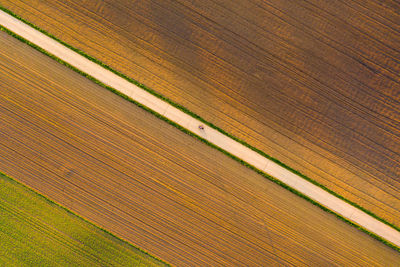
[0,31,399,265]
[1,0,399,227]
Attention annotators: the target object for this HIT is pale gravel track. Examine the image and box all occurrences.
[1,9,399,248]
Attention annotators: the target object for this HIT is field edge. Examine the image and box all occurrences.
[0,170,171,266]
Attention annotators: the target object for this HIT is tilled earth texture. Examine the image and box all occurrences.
[1,0,399,227]
[0,31,399,265]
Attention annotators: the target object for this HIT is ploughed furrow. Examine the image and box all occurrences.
[0,30,399,265]
[1,0,399,226]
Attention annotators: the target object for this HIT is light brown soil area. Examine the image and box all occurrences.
[1,0,399,227]
[0,31,399,265]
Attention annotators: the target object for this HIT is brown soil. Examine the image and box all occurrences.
[1,0,399,227]
[0,31,399,265]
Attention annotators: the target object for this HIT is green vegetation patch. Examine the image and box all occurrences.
[0,172,168,266]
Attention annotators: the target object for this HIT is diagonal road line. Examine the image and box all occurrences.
[1,9,399,248]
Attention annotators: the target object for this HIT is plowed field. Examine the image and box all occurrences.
[0,31,399,265]
[1,0,398,227]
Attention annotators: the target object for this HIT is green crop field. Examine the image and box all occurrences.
[0,172,167,266]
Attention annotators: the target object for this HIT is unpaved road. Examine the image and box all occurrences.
[0,30,399,265]
[0,8,399,248]
[2,0,399,227]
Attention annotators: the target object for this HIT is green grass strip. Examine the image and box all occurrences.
[0,171,170,266]
[0,6,399,252]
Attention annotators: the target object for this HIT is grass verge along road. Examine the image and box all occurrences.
[0,8,399,250]
[0,29,399,265]
[1,0,399,229]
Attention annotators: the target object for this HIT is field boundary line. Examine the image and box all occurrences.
[0,171,171,266]
[0,7,399,251]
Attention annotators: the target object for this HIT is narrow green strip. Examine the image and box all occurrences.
[0,171,170,266]
[0,6,399,252]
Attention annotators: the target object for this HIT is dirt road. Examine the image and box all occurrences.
[0,31,399,265]
[1,7,400,247]
[1,0,399,227]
